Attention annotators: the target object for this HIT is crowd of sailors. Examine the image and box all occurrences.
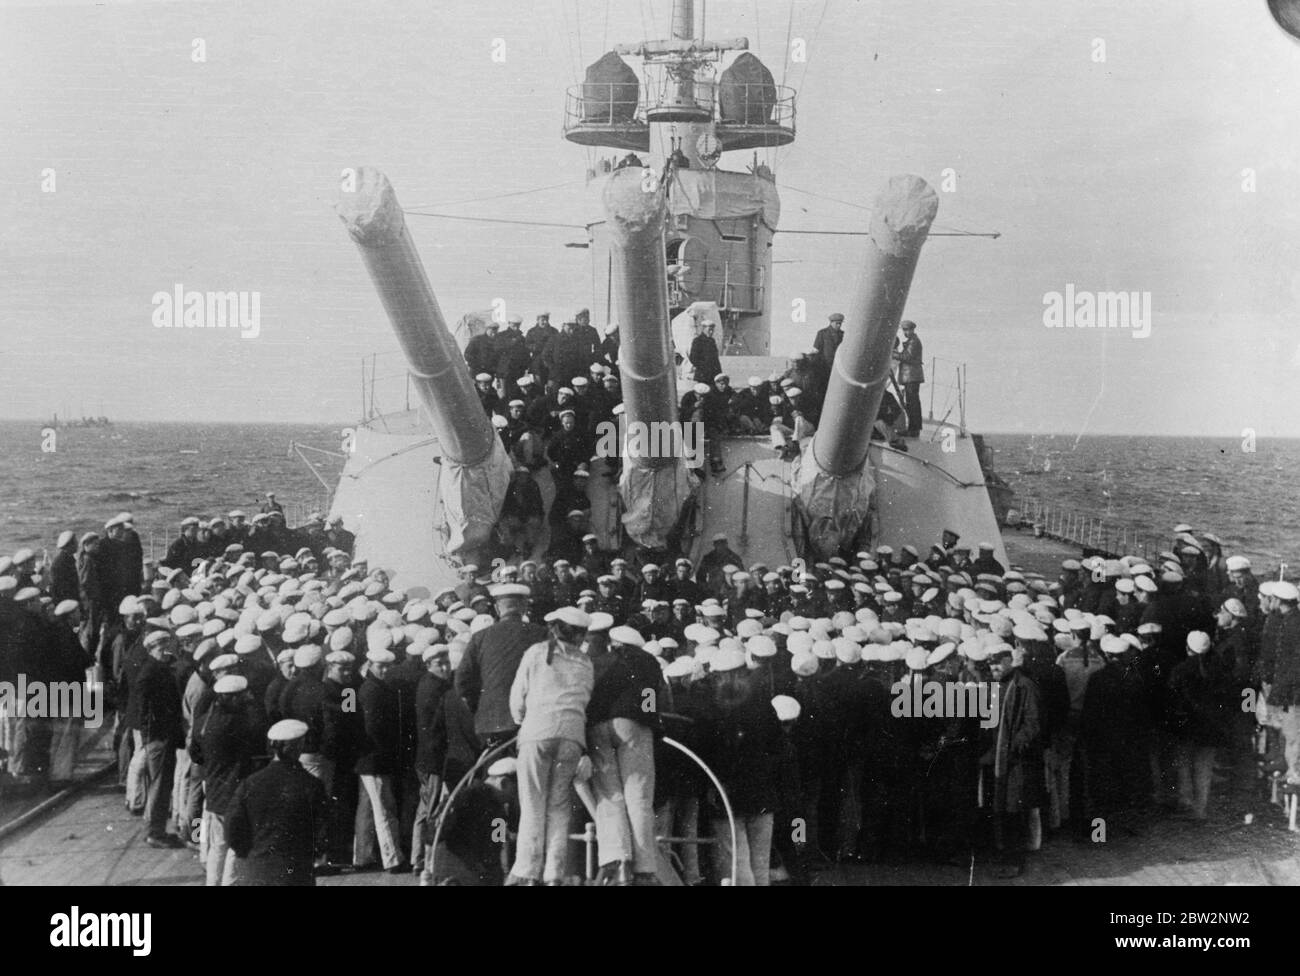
[1,507,1295,885]
[466,308,922,495]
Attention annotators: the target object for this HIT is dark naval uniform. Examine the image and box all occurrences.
[455,613,548,744]
[226,758,329,886]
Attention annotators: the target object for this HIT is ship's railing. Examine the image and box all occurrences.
[916,355,966,435]
[564,83,649,129]
[1012,495,1172,564]
[671,272,762,314]
[563,80,796,139]
[141,494,334,563]
[359,351,420,427]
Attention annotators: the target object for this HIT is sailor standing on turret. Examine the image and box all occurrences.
[892,320,925,437]
[813,312,844,368]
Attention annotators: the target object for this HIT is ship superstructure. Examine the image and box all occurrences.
[328,0,1008,592]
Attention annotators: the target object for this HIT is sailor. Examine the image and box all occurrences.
[668,557,705,606]
[1079,635,1150,829]
[587,624,664,884]
[695,533,744,594]
[891,319,925,437]
[813,312,845,368]
[135,630,185,848]
[226,718,329,886]
[464,318,500,378]
[599,321,620,368]
[261,492,284,516]
[1266,581,1300,788]
[455,583,548,750]
[495,314,532,398]
[546,409,590,489]
[630,563,671,607]
[701,375,731,473]
[525,312,558,379]
[969,542,1005,577]
[500,465,545,557]
[475,372,503,417]
[732,376,772,434]
[322,648,361,864]
[541,320,593,392]
[593,575,627,625]
[699,644,784,885]
[579,532,608,579]
[1165,631,1233,820]
[413,643,454,874]
[687,317,722,386]
[192,673,262,885]
[506,605,595,884]
[48,530,79,605]
[48,599,92,784]
[567,375,596,433]
[573,307,602,364]
[325,515,355,556]
[353,647,407,873]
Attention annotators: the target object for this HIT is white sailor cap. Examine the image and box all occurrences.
[1226,555,1251,572]
[475,372,493,382]
[293,645,323,668]
[490,583,531,599]
[1099,635,1128,656]
[545,606,591,628]
[213,674,247,694]
[610,625,645,647]
[771,695,801,722]
[53,599,80,618]
[366,648,396,664]
[1186,630,1212,654]
[710,648,747,672]
[1275,581,1300,602]
[267,719,309,742]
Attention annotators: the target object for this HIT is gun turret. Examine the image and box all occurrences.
[794,174,939,558]
[603,168,694,549]
[337,167,512,559]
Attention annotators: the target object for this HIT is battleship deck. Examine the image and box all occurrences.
[3,731,1297,887]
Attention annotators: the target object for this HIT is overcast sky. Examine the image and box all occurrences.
[2,0,1298,436]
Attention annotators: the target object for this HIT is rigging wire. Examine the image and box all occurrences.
[776,0,829,173]
[403,211,586,230]
[404,179,587,212]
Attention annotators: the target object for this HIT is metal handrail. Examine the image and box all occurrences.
[425,732,739,886]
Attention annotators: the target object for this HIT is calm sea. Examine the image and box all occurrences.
[988,433,1300,570]
[1,422,1296,572]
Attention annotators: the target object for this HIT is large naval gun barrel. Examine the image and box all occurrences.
[337,167,512,559]
[603,168,693,548]
[795,174,939,557]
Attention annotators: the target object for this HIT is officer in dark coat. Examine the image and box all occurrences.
[49,531,80,605]
[812,312,844,368]
[454,585,547,748]
[191,674,263,885]
[892,320,925,437]
[227,719,329,885]
[464,321,500,378]
[525,313,559,382]
[541,321,593,391]
[495,316,532,399]
[688,324,722,385]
